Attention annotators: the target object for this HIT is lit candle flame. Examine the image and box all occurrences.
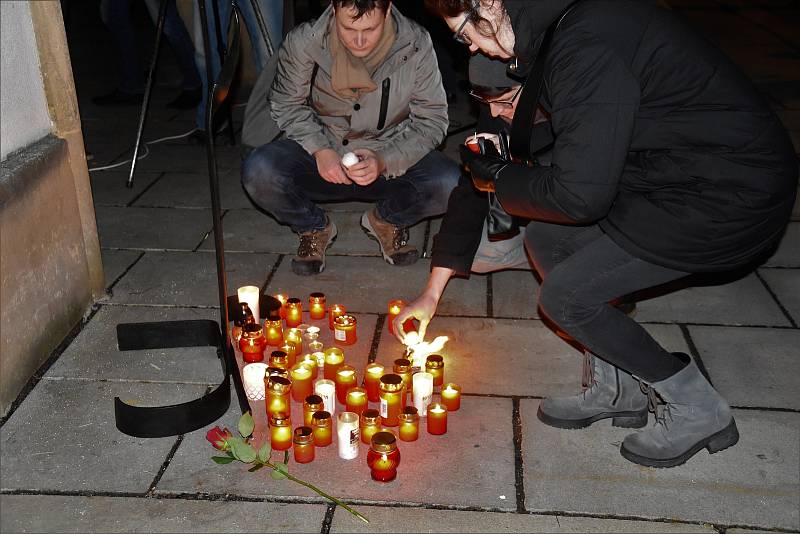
[403,334,449,369]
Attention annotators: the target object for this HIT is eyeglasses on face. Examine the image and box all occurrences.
[452,11,473,45]
[468,85,523,108]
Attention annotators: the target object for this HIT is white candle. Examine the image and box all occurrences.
[315,379,336,416]
[242,362,268,401]
[412,372,434,416]
[237,286,261,324]
[341,152,359,168]
[337,411,360,460]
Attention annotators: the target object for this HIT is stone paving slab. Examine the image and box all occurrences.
[135,144,241,175]
[109,251,278,307]
[0,495,326,533]
[0,380,204,494]
[330,506,716,533]
[156,396,517,511]
[634,273,790,327]
[521,400,800,530]
[201,209,426,257]
[758,268,800,324]
[133,171,253,210]
[101,249,142,289]
[90,171,162,206]
[44,305,222,383]
[95,206,213,251]
[492,269,540,319]
[763,222,799,267]
[688,326,800,410]
[266,256,487,316]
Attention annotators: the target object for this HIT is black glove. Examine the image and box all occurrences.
[459,143,508,193]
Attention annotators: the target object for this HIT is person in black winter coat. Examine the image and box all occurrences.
[393,0,797,468]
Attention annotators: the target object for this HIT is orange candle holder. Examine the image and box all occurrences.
[427,403,448,435]
[345,387,368,416]
[299,354,319,378]
[398,406,420,442]
[367,431,401,482]
[263,319,284,347]
[266,366,289,380]
[284,328,303,355]
[266,376,292,419]
[274,293,288,319]
[333,314,357,345]
[268,350,289,370]
[280,343,298,368]
[393,358,413,395]
[290,363,314,402]
[364,362,385,402]
[335,364,357,405]
[309,292,326,320]
[441,383,462,411]
[311,411,333,446]
[323,347,345,380]
[360,409,382,445]
[285,298,303,328]
[303,394,324,427]
[239,324,266,363]
[328,304,346,330]
[425,355,444,387]
[379,374,405,427]
[293,426,315,464]
[269,412,293,451]
[232,302,255,346]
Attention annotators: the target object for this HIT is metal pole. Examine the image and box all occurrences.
[247,0,274,57]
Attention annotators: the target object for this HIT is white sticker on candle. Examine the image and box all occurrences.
[334,329,346,342]
[380,398,388,418]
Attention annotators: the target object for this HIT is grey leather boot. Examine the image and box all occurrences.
[620,354,739,468]
[537,352,648,429]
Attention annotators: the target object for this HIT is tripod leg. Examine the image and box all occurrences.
[126,0,169,189]
[246,0,274,57]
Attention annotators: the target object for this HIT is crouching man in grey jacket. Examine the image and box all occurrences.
[242,0,459,276]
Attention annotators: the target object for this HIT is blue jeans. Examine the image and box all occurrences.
[524,221,690,382]
[193,0,283,129]
[242,140,460,233]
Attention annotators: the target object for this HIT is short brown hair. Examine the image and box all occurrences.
[333,0,391,19]
[424,0,498,37]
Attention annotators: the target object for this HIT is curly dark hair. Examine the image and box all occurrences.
[424,0,499,37]
[332,0,391,19]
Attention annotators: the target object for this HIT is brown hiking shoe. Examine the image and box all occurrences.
[292,219,337,276]
[360,208,419,266]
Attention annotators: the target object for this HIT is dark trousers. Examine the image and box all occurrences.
[242,139,460,233]
[524,221,690,382]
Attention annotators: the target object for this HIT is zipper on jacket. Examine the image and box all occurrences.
[377,78,390,130]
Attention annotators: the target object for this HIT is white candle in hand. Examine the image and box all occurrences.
[341,152,359,168]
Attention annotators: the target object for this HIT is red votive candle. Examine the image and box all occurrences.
[333,314,357,345]
[427,403,447,435]
[309,292,326,320]
[293,426,315,463]
[328,304,346,330]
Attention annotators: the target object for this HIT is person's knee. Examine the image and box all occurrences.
[420,153,460,212]
[241,144,287,195]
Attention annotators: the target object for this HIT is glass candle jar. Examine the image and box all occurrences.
[303,325,320,340]
[427,403,448,435]
[232,302,255,345]
[309,292,326,320]
[266,376,292,419]
[285,298,303,328]
[274,293,288,319]
[311,411,332,446]
[312,351,326,372]
[337,411,360,460]
[360,409,382,445]
[239,323,266,363]
[263,319,284,347]
[266,366,289,380]
[269,412,292,451]
[345,387,368,416]
[290,363,314,402]
[323,347,345,380]
[333,314,357,345]
[284,327,303,355]
[412,372,434,416]
[300,353,319,378]
[242,362,268,401]
[441,383,462,412]
[238,286,261,324]
[269,350,289,370]
[367,431,401,482]
[335,364,357,405]
[328,304,346,330]
[304,394,324,427]
[398,406,420,442]
[386,299,405,336]
[293,426,315,464]
[379,374,405,427]
[393,358,413,395]
[364,362,385,402]
[425,355,444,387]
[314,379,336,416]
[280,343,298,368]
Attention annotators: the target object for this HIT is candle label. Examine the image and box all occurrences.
[350,428,360,446]
[380,398,388,418]
[334,329,346,342]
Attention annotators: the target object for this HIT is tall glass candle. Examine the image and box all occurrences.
[263,319,284,347]
[238,286,260,323]
[333,314,357,345]
[284,328,303,355]
[425,355,444,386]
[398,406,420,442]
[285,298,303,328]
[309,292,326,320]
[345,387,368,416]
[335,364,357,405]
[304,394,324,427]
[239,324,266,363]
[379,374,405,427]
[427,403,448,435]
[269,350,289,370]
[314,379,336,416]
[360,409,381,445]
[290,363,314,402]
[269,412,292,451]
[337,411,360,460]
[311,411,332,446]
[386,299,405,336]
[274,293,288,319]
[266,376,292,419]
[412,372,434,416]
[323,347,345,380]
[368,431,401,482]
[242,362,268,401]
[280,343,298,368]
[393,358,413,395]
[328,304,346,330]
[364,362,385,402]
[293,426,315,464]
[441,383,462,411]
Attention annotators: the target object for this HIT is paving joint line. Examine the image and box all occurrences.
[511,397,526,513]
[321,503,336,534]
[192,210,226,251]
[261,254,284,292]
[146,434,184,496]
[754,269,798,328]
[367,315,386,364]
[678,324,713,384]
[126,171,166,207]
[487,273,494,318]
[106,251,146,293]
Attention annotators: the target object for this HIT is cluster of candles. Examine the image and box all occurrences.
[235,287,462,482]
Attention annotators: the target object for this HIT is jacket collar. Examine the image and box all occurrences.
[504,0,576,62]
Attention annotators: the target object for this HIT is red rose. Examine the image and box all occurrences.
[206,426,233,451]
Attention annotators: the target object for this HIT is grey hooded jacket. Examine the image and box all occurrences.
[267,5,449,178]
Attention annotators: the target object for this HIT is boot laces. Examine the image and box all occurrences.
[298,230,323,258]
[581,351,596,398]
[643,384,673,430]
[392,227,409,250]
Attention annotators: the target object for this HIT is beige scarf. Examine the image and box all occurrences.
[329,13,396,100]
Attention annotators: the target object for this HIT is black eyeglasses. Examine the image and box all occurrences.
[469,85,523,108]
[452,11,473,45]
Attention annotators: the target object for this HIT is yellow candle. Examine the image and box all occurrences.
[280,342,297,368]
[345,387,368,416]
[328,304,346,330]
[285,298,302,328]
[393,358,413,394]
[323,347,345,380]
[335,364,357,405]
[360,409,381,445]
[441,383,462,411]
[268,350,288,370]
[290,363,314,402]
[398,406,420,442]
[311,411,332,446]
[269,412,292,451]
[304,394,324,427]
[425,355,444,386]
[266,376,291,419]
[309,292,326,320]
[427,403,447,435]
[300,353,319,379]
[364,362,385,402]
[379,374,405,427]
[263,319,284,347]
[284,328,303,355]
